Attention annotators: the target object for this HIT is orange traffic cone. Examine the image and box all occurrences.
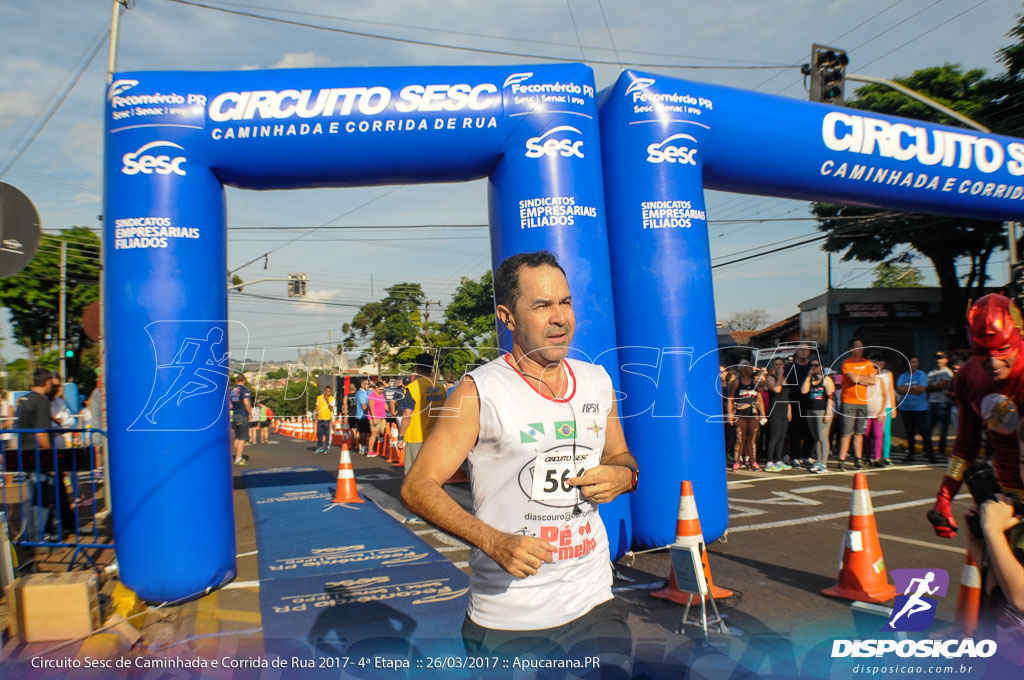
[392,426,405,468]
[955,551,981,636]
[332,444,363,504]
[652,480,732,605]
[822,473,896,603]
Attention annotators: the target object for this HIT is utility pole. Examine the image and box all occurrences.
[101,0,132,520]
[58,240,67,381]
[422,300,441,347]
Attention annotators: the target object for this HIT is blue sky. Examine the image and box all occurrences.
[2,0,1022,363]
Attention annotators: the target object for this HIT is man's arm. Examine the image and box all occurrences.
[401,378,556,578]
[568,398,637,504]
[243,396,252,418]
[845,364,877,386]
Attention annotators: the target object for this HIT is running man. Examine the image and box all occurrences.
[144,328,229,424]
[888,572,940,628]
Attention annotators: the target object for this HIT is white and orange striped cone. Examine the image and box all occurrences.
[821,473,896,603]
[652,480,732,605]
[332,444,363,504]
[955,550,981,636]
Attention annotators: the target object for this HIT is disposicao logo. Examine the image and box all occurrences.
[885,568,948,632]
[831,567,998,660]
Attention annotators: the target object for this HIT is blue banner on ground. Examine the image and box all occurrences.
[242,467,469,655]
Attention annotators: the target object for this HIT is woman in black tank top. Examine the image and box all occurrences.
[800,360,834,473]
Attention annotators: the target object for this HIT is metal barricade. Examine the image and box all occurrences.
[1,427,113,570]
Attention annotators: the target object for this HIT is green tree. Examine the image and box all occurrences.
[343,283,426,373]
[813,63,1006,344]
[0,226,99,377]
[434,271,499,377]
[871,261,925,288]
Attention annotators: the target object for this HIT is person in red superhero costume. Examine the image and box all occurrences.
[929,293,1024,538]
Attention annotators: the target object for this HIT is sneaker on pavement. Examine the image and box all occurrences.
[778,462,792,471]
[234,458,248,466]
[749,461,762,471]
[812,463,826,474]
[731,461,741,471]
[854,458,864,470]
[837,460,846,472]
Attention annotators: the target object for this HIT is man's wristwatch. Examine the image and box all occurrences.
[617,465,639,493]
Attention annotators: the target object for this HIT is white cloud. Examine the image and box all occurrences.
[272,52,332,69]
[0,89,38,129]
[73,191,99,205]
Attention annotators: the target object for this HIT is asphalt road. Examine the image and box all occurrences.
[239,433,977,674]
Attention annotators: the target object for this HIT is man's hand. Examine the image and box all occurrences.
[929,477,960,538]
[484,532,555,578]
[568,465,632,504]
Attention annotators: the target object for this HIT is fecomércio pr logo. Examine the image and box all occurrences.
[885,568,949,632]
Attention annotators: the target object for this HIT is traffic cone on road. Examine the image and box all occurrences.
[445,464,470,484]
[331,444,363,504]
[955,551,981,636]
[821,473,896,603]
[652,480,732,605]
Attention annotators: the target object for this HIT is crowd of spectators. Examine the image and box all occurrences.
[721,343,960,473]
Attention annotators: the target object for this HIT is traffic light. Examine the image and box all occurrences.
[64,348,74,358]
[287,272,307,298]
[808,44,849,105]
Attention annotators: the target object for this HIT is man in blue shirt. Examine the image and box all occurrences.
[354,378,370,454]
[895,356,932,464]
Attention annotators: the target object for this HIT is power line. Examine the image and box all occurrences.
[0,24,110,180]
[164,0,797,71]
[200,0,789,66]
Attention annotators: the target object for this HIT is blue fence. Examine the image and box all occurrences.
[1,428,113,570]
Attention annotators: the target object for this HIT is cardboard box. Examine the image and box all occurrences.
[8,572,101,642]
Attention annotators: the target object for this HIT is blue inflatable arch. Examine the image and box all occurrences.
[104,64,630,602]
[105,63,1024,602]
[599,70,1024,549]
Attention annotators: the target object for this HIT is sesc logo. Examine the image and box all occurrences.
[625,78,656,96]
[121,141,188,177]
[107,79,139,101]
[524,126,584,159]
[646,133,699,165]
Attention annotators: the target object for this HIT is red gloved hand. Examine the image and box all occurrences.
[927,476,960,538]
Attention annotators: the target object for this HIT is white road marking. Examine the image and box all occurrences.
[727,465,933,486]
[223,580,261,590]
[876,533,966,555]
[729,497,939,533]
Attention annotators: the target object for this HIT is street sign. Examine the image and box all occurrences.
[0,183,42,278]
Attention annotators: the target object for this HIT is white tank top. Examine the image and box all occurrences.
[465,355,614,630]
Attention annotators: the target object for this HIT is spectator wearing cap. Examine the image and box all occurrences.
[926,351,954,461]
[399,353,447,474]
